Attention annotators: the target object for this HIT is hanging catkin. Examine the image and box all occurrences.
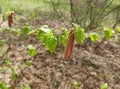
[64,30,74,60]
[8,13,13,27]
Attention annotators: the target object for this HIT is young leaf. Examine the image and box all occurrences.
[73,81,79,89]
[59,32,69,46]
[22,25,30,34]
[89,33,100,42]
[26,61,32,67]
[40,25,52,34]
[27,45,36,57]
[10,67,17,80]
[117,27,120,32]
[73,24,85,44]
[100,83,108,89]
[3,11,14,21]
[104,28,114,40]
[45,34,57,53]
[36,30,44,39]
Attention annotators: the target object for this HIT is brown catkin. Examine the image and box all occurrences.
[8,13,13,27]
[63,30,74,60]
[10,13,13,24]
[8,14,11,27]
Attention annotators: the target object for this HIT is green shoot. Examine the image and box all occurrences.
[26,60,32,67]
[10,66,17,80]
[104,28,114,40]
[27,45,36,57]
[89,32,100,42]
[73,81,79,89]
[100,83,108,89]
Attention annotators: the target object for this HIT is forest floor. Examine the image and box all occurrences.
[0,15,120,89]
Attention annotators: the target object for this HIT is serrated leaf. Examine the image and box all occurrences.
[73,24,85,44]
[45,34,57,53]
[89,33,100,42]
[59,32,69,46]
[36,30,44,39]
[104,28,114,40]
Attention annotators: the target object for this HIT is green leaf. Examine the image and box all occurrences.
[89,33,100,42]
[73,81,79,89]
[22,25,30,34]
[61,27,68,32]
[3,11,14,21]
[0,82,10,89]
[27,29,37,35]
[10,67,17,80]
[26,61,32,67]
[91,2,95,7]
[5,60,11,65]
[36,30,44,39]
[15,16,20,21]
[104,28,114,40]
[73,24,85,44]
[45,34,57,53]
[117,27,120,32]
[27,45,36,57]
[59,32,69,46]
[40,25,52,34]
[100,83,108,89]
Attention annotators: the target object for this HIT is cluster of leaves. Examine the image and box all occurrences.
[72,24,117,43]
[36,25,57,53]
[26,23,119,59]
[0,11,119,56]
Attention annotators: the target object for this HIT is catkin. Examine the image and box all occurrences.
[8,13,13,27]
[64,30,74,60]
